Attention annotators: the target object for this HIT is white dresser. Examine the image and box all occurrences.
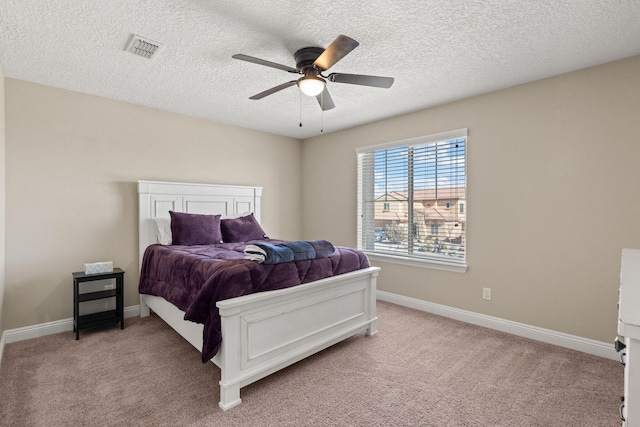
[618,248,640,425]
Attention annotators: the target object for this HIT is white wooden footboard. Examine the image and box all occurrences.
[216,266,379,410]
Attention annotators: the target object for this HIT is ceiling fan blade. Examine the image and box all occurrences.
[316,88,335,111]
[328,73,394,88]
[249,81,297,100]
[232,54,298,73]
[313,35,359,71]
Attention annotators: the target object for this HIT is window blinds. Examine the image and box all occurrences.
[357,129,467,266]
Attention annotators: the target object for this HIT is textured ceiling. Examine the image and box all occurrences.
[1,1,639,139]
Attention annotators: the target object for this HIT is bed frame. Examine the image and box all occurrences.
[138,180,379,410]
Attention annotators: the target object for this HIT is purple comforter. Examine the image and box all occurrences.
[138,241,370,362]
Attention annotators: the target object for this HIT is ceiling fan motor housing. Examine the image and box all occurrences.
[294,47,324,71]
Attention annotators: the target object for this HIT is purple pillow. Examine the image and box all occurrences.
[221,213,268,243]
[169,211,222,245]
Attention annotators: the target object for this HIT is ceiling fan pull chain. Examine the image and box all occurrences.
[320,92,324,133]
[299,91,303,127]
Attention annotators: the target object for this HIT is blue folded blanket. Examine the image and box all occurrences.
[281,241,316,261]
[245,242,294,264]
[244,240,336,264]
[307,240,336,258]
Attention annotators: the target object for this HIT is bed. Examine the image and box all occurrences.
[137,180,380,410]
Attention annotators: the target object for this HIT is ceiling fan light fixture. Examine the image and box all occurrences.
[297,75,326,97]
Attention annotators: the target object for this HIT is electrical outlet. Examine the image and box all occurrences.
[104,283,115,290]
[483,287,491,300]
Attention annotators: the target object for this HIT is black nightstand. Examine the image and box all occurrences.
[72,268,124,340]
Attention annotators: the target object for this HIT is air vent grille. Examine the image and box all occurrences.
[124,34,162,59]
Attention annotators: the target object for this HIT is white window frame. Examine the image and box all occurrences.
[356,128,468,273]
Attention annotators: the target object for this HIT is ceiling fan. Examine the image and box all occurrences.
[232,35,394,111]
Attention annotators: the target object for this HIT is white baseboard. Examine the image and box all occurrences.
[377,290,618,361]
[1,305,140,346]
[1,299,618,363]
[0,331,5,367]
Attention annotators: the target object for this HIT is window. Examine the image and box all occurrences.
[357,128,467,272]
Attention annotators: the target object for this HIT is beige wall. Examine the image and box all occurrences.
[4,55,639,344]
[302,55,640,343]
[3,79,302,330]
[0,65,5,335]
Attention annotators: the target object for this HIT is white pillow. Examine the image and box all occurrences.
[153,217,172,245]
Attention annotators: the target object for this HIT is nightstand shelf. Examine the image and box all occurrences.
[77,289,118,302]
[72,268,124,340]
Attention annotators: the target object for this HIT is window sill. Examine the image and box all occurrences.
[365,252,468,273]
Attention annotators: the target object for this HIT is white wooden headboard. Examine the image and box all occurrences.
[137,180,263,267]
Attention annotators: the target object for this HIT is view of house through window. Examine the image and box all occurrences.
[357,129,467,267]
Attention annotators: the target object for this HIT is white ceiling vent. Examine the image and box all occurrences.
[124,34,162,59]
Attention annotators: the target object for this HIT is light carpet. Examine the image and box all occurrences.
[0,301,623,426]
